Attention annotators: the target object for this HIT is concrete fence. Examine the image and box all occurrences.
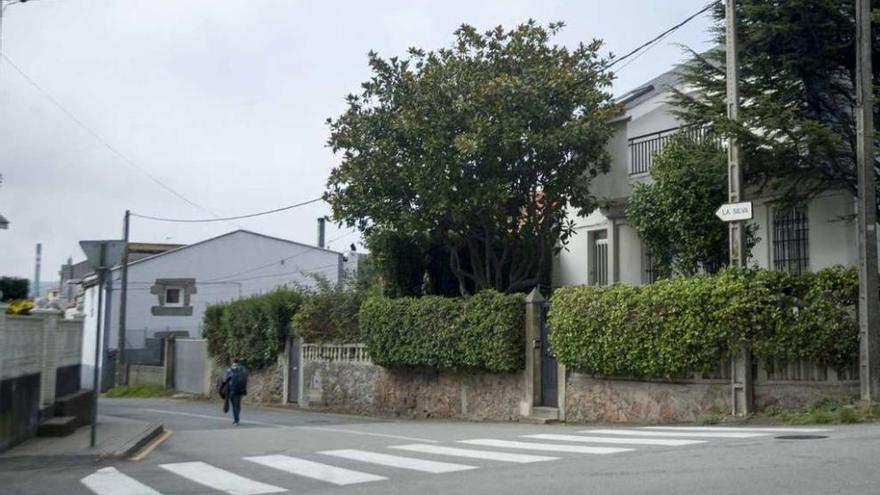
[0,306,85,451]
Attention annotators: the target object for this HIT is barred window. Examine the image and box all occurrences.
[773,206,809,274]
[642,248,658,284]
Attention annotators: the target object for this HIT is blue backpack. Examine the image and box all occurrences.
[226,366,248,395]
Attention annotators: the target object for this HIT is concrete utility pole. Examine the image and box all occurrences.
[855,0,880,402]
[116,210,130,387]
[32,242,41,300]
[725,0,753,416]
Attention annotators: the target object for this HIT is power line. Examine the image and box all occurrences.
[131,197,324,223]
[605,1,719,70]
[0,52,226,220]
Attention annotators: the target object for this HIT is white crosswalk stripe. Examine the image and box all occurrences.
[159,461,286,495]
[391,444,559,463]
[458,438,633,454]
[81,467,163,495]
[583,429,769,439]
[523,434,706,446]
[320,449,477,473]
[245,455,387,486]
[642,426,831,433]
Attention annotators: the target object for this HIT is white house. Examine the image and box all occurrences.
[81,229,355,389]
[554,67,859,288]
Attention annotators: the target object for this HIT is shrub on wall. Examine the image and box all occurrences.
[548,267,858,378]
[361,290,525,372]
[202,288,303,369]
[292,276,369,344]
[4,299,34,315]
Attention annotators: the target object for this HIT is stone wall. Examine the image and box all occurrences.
[564,373,731,424]
[302,360,525,421]
[128,364,165,386]
[209,359,285,404]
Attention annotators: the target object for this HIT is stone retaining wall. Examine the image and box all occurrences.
[303,360,525,421]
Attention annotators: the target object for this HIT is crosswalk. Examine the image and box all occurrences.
[79,426,831,494]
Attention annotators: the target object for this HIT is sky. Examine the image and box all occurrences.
[0,0,715,285]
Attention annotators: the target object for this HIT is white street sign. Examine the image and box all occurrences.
[715,201,753,222]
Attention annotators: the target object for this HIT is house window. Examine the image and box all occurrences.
[164,287,183,307]
[773,206,809,274]
[642,248,658,284]
[590,230,609,286]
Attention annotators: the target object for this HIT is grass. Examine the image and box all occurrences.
[103,384,176,398]
[764,399,880,425]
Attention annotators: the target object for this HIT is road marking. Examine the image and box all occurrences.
[458,439,633,455]
[81,467,163,495]
[159,461,286,495]
[320,449,477,473]
[245,455,386,486]
[391,444,558,463]
[583,429,768,439]
[140,408,438,443]
[642,426,832,433]
[523,434,706,446]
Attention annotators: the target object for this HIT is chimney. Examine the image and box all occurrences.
[317,217,326,248]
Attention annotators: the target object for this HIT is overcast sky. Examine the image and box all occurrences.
[0,0,714,285]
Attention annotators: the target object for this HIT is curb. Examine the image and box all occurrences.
[114,423,164,459]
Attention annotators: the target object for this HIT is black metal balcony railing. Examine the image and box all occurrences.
[628,125,719,176]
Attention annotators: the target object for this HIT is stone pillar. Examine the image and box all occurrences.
[731,343,754,416]
[163,337,176,390]
[33,308,63,409]
[521,288,544,417]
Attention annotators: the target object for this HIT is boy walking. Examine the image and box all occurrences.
[224,358,248,425]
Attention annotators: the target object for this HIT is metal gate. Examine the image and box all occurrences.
[174,339,209,395]
[287,337,301,403]
[540,302,558,407]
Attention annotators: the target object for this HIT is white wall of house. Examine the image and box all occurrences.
[80,230,347,376]
[554,68,862,289]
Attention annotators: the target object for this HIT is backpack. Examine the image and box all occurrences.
[227,366,248,396]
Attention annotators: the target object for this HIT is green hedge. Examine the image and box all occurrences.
[292,277,367,344]
[203,288,303,369]
[360,290,525,372]
[548,267,858,378]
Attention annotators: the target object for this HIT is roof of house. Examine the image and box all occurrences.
[616,65,683,112]
[109,229,343,272]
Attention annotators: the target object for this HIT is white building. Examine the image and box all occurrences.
[81,229,355,389]
[554,67,859,288]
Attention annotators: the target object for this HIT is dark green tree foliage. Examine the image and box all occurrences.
[360,290,525,372]
[549,267,858,379]
[626,134,728,277]
[202,288,303,369]
[0,276,29,301]
[364,229,460,297]
[326,22,617,295]
[673,0,880,209]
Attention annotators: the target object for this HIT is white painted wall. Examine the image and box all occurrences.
[80,230,345,375]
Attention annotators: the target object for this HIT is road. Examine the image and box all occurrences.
[1,398,879,495]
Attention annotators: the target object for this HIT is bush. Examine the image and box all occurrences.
[548,267,858,378]
[5,299,34,315]
[0,276,29,302]
[202,288,303,369]
[293,276,368,344]
[360,290,525,372]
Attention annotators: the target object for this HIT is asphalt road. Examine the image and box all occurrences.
[2,398,879,495]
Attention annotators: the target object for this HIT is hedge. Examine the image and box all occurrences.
[360,290,525,372]
[203,288,303,369]
[292,277,367,344]
[548,267,858,378]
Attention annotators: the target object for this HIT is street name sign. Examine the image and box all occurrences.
[715,201,753,222]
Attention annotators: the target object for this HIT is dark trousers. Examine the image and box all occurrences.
[230,394,243,423]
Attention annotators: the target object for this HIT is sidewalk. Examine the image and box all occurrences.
[0,415,163,460]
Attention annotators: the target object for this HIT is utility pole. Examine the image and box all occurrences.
[116,210,130,387]
[725,0,752,416]
[855,0,880,402]
[32,242,41,300]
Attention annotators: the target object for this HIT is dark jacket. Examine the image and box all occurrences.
[224,364,248,396]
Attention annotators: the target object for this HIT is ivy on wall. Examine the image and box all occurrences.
[548,267,858,378]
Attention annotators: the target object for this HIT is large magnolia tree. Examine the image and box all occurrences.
[325,21,617,295]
